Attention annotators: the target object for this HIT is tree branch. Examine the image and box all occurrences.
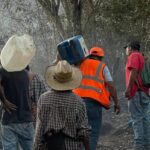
[38,0,67,38]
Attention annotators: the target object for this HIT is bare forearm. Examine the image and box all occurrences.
[109,87,118,105]
[107,82,119,105]
[127,69,138,90]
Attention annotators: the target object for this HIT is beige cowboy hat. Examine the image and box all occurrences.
[45,60,82,91]
[0,34,36,72]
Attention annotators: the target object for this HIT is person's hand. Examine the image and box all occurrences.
[125,87,131,98]
[114,104,121,115]
[2,99,17,114]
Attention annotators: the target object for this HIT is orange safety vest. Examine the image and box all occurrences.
[73,58,110,109]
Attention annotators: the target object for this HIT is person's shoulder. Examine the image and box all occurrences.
[103,65,110,73]
[35,74,46,82]
[38,90,51,102]
[130,52,144,60]
[36,73,43,78]
[32,73,41,80]
[130,52,141,57]
[100,61,107,71]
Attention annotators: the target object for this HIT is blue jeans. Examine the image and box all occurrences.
[1,122,34,150]
[83,98,102,150]
[128,91,150,150]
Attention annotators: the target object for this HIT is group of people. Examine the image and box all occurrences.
[0,34,149,150]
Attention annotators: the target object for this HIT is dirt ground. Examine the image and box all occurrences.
[97,95,134,150]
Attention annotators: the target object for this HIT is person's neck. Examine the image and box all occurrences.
[129,50,139,55]
[132,50,139,53]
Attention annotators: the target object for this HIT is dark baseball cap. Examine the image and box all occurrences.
[124,41,140,50]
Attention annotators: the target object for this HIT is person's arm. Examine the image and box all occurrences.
[0,77,16,113]
[76,100,90,150]
[107,81,120,114]
[37,75,49,93]
[103,66,120,114]
[125,53,140,98]
[125,68,138,98]
[33,97,45,150]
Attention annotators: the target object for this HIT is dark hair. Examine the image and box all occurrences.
[124,41,140,51]
[88,55,103,61]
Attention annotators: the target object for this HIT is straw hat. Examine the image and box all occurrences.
[0,34,36,72]
[45,60,82,91]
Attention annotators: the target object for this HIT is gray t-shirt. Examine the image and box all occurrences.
[103,66,113,82]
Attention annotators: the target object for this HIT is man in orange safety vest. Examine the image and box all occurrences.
[73,47,120,150]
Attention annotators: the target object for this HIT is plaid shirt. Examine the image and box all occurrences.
[29,74,49,103]
[34,90,89,150]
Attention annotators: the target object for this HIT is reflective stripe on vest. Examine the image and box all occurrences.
[79,62,104,93]
[79,85,102,93]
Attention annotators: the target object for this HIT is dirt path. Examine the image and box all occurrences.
[97,96,134,150]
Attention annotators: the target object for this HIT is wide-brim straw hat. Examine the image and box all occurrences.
[0,34,36,72]
[45,60,82,91]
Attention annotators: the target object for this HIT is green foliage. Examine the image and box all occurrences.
[98,0,150,43]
